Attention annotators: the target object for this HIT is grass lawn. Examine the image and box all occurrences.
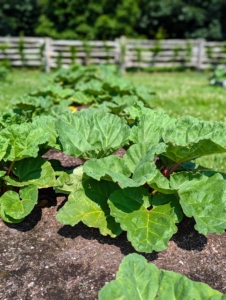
[127,71,226,122]
[1,69,226,171]
[0,70,48,111]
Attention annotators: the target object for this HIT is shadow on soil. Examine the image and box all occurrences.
[58,223,158,262]
[172,216,207,251]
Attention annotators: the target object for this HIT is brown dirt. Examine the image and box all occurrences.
[0,150,226,300]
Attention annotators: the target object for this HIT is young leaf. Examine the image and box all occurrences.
[0,185,38,221]
[56,110,130,159]
[108,188,181,252]
[54,165,84,194]
[56,178,122,237]
[98,253,225,300]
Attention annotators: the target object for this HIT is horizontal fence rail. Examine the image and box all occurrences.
[0,36,226,72]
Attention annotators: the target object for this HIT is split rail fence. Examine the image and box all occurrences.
[0,36,226,72]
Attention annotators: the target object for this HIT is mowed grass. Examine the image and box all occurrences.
[127,71,226,122]
[0,70,48,111]
[1,69,226,171]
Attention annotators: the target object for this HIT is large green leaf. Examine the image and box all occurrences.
[71,91,94,105]
[4,157,55,188]
[123,142,166,173]
[83,155,137,188]
[163,116,226,163]
[56,110,130,159]
[32,116,60,150]
[0,185,38,221]
[75,79,104,96]
[56,178,122,237]
[177,172,226,235]
[130,110,174,145]
[98,253,225,300]
[84,144,168,189]
[0,123,49,161]
[108,188,181,252]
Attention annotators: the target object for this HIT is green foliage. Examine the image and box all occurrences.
[1,66,226,261]
[0,66,9,81]
[1,0,226,40]
[0,0,40,36]
[210,66,226,86]
[98,253,226,299]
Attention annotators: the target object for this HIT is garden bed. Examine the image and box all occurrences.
[0,151,225,300]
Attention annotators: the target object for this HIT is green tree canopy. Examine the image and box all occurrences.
[0,0,226,40]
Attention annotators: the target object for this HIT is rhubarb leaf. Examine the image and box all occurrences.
[0,136,9,160]
[0,185,38,221]
[163,116,226,163]
[0,123,48,161]
[32,116,60,150]
[178,173,226,235]
[98,253,225,300]
[4,157,55,188]
[108,188,180,252]
[56,110,130,159]
[56,178,121,237]
[83,155,137,188]
[130,110,174,145]
[54,165,85,194]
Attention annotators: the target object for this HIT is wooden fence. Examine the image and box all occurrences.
[0,36,226,72]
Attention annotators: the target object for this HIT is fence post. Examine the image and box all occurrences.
[44,37,52,72]
[196,39,205,71]
[118,36,127,73]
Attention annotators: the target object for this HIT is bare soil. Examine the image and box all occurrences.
[0,150,226,300]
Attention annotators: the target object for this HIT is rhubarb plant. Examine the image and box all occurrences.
[56,106,226,253]
[98,253,226,300]
[0,116,58,223]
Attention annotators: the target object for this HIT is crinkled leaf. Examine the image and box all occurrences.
[130,110,174,145]
[13,95,53,110]
[83,155,137,188]
[170,171,203,190]
[56,110,130,159]
[32,116,60,150]
[71,91,94,105]
[163,116,226,163]
[54,166,85,194]
[75,79,104,96]
[0,111,26,128]
[148,171,174,194]
[0,185,38,221]
[124,142,166,173]
[126,100,151,120]
[0,136,9,160]
[56,178,121,237]
[108,187,180,252]
[4,157,55,188]
[178,173,226,235]
[99,253,225,300]
[0,123,49,161]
